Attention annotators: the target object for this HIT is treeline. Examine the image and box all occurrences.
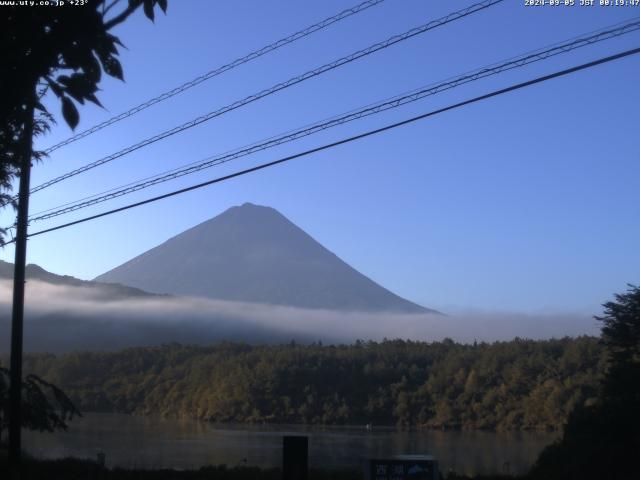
[19,337,604,431]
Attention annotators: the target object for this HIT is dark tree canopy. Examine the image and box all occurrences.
[596,284,640,402]
[532,285,640,480]
[0,0,168,240]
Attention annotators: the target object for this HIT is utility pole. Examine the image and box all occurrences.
[8,94,35,471]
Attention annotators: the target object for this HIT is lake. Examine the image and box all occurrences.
[23,413,558,476]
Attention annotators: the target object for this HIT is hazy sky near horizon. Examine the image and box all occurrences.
[1,0,638,314]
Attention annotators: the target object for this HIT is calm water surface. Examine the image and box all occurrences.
[23,413,558,476]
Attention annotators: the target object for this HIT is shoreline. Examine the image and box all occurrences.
[76,411,565,434]
[0,457,519,480]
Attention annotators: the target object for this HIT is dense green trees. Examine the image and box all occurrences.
[17,337,603,431]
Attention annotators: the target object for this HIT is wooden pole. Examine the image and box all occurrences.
[8,94,35,470]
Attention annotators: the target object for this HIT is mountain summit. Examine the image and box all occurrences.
[95,203,433,313]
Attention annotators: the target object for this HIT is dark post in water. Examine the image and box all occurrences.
[283,435,308,480]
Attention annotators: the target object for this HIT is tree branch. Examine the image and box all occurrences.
[104,0,143,31]
[103,0,122,17]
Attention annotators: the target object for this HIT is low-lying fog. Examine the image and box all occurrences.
[0,280,600,353]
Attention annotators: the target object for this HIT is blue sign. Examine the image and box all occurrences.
[365,457,438,480]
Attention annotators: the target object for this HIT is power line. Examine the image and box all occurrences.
[43,0,388,154]
[32,15,640,219]
[29,0,504,195]
[8,45,636,246]
[29,18,640,220]
[26,18,640,223]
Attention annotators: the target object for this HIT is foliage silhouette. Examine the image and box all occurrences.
[0,0,168,242]
[0,366,81,444]
[531,285,640,480]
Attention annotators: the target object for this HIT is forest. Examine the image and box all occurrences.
[15,336,604,431]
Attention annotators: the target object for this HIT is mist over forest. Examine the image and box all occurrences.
[0,279,599,353]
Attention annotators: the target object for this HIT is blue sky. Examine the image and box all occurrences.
[1,0,638,313]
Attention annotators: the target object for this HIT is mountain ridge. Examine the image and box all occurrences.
[95,203,435,313]
[0,260,161,300]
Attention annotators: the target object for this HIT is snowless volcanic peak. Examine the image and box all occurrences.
[95,203,434,313]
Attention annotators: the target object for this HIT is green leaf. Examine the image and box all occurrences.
[157,0,168,13]
[61,96,79,130]
[143,0,155,22]
[103,56,124,81]
[61,47,83,70]
[46,78,64,98]
[56,75,72,87]
[85,52,102,83]
[107,33,125,49]
[57,73,99,105]
[94,34,119,61]
[86,93,103,108]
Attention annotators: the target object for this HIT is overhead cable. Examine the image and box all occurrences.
[29,0,505,195]
[27,18,640,223]
[7,45,636,245]
[43,0,388,154]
